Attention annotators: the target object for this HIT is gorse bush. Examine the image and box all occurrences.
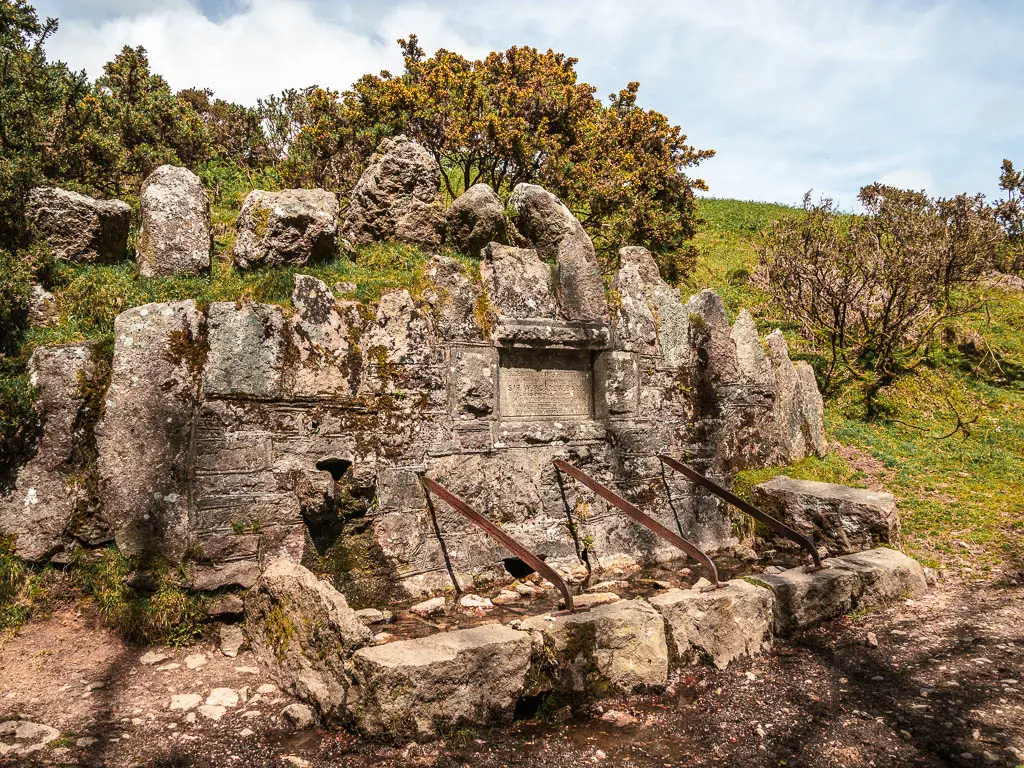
[759,184,1002,392]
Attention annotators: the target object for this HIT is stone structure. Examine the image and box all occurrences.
[4,219,827,599]
[752,475,901,555]
[342,135,444,250]
[26,186,130,263]
[137,165,212,277]
[233,188,339,268]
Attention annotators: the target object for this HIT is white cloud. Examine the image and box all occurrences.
[34,0,1024,203]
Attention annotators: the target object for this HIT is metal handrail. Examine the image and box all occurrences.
[553,460,721,588]
[657,454,823,569]
[419,476,583,613]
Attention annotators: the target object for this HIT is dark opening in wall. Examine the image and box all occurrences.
[502,556,539,580]
[315,457,352,482]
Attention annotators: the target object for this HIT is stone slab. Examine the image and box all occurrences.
[349,624,533,740]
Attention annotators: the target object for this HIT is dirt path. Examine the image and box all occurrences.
[1,581,1021,768]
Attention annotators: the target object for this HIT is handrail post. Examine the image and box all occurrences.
[553,460,721,588]
[418,476,585,613]
[657,455,823,570]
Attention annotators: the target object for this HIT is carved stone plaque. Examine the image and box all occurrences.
[499,349,593,418]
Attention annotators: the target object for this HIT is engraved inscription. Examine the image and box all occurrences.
[499,349,593,418]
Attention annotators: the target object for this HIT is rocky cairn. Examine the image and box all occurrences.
[26,186,130,263]
[137,165,212,277]
[233,188,340,268]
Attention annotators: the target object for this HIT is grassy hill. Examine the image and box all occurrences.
[693,197,1024,579]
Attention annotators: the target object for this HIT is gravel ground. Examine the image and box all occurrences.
[1,580,1021,768]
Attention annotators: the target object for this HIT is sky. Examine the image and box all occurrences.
[30,0,1024,207]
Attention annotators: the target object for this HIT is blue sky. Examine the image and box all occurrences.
[32,0,1024,207]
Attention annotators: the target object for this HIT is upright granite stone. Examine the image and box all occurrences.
[507,183,607,322]
[752,476,900,555]
[0,342,108,560]
[343,135,443,249]
[245,559,372,720]
[649,578,774,669]
[233,188,339,268]
[349,624,533,740]
[27,187,130,263]
[95,301,205,561]
[480,243,558,320]
[444,183,506,255]
[137,165,211,277]
[522,599,669,695]
[766,331,826,462]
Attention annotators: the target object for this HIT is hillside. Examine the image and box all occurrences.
[692,197,1024,579]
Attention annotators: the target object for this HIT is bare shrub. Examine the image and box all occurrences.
[759,184,1001,389]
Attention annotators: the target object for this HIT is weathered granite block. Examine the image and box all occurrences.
[245,558,372,720]
[95,301,204,561]
[349,624,533,740]
[752,547,927,635]
[522,598,668,695]
[27,187,130,263]
[752,476,900,555]
[649,578,774,669]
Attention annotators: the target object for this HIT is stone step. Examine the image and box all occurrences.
[348,624,533,741]
[250,547,927,742]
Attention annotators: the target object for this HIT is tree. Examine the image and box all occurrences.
[759,185,1001,392]
[177,88,272,169]
[994,158,1023,276]
[77,46,209,195]
[273,36,712,270]
[0,0,90,245]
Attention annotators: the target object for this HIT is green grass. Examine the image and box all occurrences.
[692,197,1024,577]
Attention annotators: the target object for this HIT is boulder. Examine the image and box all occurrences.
[424,255,484,341]
[95,301,205,561]
[649,578,774,669]
[831,547,927,605]
[444,183,506,255]
[0,342,108,560]
[752,476,900,555]
[342,135,443,249]
[233,188,339,268]
[244,558,372,720]
[521,599,668,695]
[26,186,130,263]
[348,624,533,740]
[137,165,212,277]
[507,183,607,322]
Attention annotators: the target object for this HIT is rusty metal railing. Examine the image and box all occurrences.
[552,460,721,588]
[657,454,823,569]
[418,476,583,613]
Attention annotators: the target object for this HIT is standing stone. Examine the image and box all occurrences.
[444,183,506,255]
[349,624,533,740]
[479,243,558,320]
[0,342,107,560]
[244,559,372,721]
[95,301,205,560]
[765,331,826,462]
[342,135,443,249]
[233,188,339,268]
[649,579,775,669]
[26,187,130,263]
[507,183,607,321]
[137,165,211,277]
[730,310,774,389]
[753,475,900,555]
